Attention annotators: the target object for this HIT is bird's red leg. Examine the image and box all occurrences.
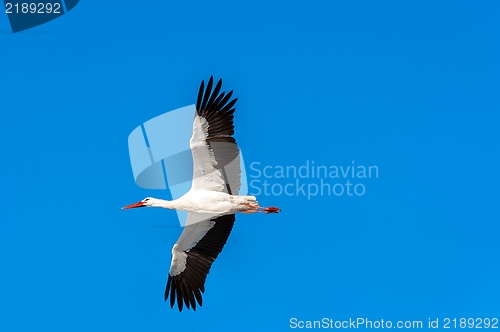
[241,203,260,214]
[241,209,259,214]
[240,204,280,214]
[260,207,281,214]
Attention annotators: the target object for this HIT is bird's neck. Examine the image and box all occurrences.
[153,199,177,210]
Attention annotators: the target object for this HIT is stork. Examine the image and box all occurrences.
[122,76,280,311]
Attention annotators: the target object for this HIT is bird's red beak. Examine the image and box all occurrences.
[122,201,146,210]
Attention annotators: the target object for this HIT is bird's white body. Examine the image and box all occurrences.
[176,191,258,214]
[146,192,258,215]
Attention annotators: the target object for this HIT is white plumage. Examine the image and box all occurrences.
[123,77,280,311]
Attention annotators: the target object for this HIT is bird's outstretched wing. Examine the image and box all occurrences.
[190,76,241,195]
[165,213,236,311]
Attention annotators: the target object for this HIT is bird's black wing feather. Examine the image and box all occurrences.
[164,214,236,312]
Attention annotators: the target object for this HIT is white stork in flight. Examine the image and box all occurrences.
[122,76,280,311]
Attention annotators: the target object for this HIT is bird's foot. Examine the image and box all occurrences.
[261,207,281,214]
[240,203,280,214]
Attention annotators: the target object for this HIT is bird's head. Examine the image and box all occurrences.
[122,197,156,209]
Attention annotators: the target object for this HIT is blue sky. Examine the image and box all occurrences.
[1,1,499,331]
